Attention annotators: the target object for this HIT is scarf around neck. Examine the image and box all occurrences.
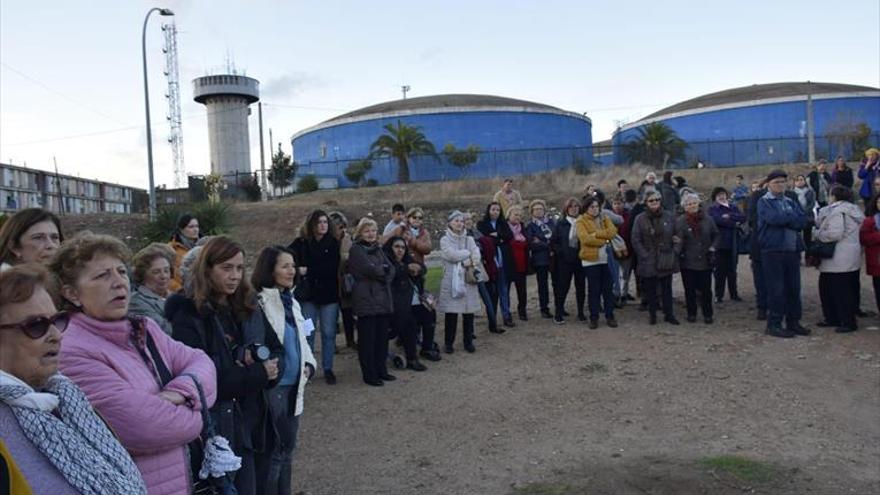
[510,222,526,242]
[0,371,147,495]
[685,211,702,232]
[566,216,579,248]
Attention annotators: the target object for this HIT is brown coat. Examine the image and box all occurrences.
[406,226,432,264]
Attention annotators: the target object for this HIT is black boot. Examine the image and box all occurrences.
[444,313,457,353]
[463,314,476,353]
[649,311,658,325]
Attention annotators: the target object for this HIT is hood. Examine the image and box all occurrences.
[830,200,866,222]
[163,292,193,321]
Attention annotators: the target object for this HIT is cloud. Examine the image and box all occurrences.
[261,72,323,99]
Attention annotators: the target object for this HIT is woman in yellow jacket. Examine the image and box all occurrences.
[167,213,201,293]
[576,196,619,328]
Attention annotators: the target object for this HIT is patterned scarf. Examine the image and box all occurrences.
[0,371,147,495]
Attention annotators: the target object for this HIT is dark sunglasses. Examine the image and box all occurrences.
[0,311,69,339]
[411,216,423,220]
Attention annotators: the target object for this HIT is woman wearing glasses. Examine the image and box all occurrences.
[631,191,683,325]
[403,207,432,264]
[52,233,216,495]
[0,208,64,272]
[1,264,147,494]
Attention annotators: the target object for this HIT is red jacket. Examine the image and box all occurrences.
[510,237,529,274]
[477,235,499,282]
[860,216,880,276]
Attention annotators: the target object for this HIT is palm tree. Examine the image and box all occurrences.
[623,122,688,169]
[369,120,437,183]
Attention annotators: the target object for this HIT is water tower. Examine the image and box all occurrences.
[192,73,260,177]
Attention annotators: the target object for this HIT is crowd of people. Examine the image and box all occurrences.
[1,148,878,494]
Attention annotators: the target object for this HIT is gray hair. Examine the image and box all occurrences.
[680,192,701,208]
[448,210,464,222]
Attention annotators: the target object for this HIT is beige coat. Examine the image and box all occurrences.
[437,229,482,314]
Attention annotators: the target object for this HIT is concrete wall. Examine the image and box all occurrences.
[292,110,592,186]
[204,96,253,176]
[611,96,880,167]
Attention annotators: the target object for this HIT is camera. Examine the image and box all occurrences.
[233,343,271,363]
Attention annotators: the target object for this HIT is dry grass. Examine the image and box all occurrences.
[224,161,820,260]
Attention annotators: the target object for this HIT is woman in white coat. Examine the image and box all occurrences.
[438,210,483,354]
[814,186,865,333]
[251,246,317,495]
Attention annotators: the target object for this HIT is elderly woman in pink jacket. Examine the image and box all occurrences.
[53,233,216,495]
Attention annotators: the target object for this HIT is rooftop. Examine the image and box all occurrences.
[324,94,567,123]
[640,81,879,121]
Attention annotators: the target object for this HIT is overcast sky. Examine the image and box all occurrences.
[1,0,878,189]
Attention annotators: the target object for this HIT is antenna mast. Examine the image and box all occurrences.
[162,22,185,188]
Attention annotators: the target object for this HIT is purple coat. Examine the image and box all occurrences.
[0,404,79,494]
[59,313,217,495]
[708,202,746,251]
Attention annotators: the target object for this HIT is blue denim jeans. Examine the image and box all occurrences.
[496,267,511,319]
[301,301,339,372]
[606,246,621,297]
[264,385,301,495]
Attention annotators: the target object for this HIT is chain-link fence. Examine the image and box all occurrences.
[290,133,878,189]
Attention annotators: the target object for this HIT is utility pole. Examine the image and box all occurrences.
[258,102,267,201]
[806,80,816,164]
[53,156,65,216]
[401,85,411,99]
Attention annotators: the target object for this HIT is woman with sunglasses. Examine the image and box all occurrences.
[0,208,64,272]
[1,264,147,495]
[403,207,432,264]
[52,233,216,495]
[631,191,683,325]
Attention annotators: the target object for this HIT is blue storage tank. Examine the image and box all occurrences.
[612,82,880,167]
[291,94,592,186]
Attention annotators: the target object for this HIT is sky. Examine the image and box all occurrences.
[1,0,878,189]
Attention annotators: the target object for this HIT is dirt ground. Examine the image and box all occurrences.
[294,264,880,495]
[58,165,880,494]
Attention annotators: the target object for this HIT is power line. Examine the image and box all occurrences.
[0,62,128,125]
[4,100,346,147]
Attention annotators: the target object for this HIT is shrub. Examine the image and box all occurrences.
[344,159,373,187]
[140,202,231,244]
[297,175,319,193]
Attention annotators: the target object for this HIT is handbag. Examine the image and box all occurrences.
[185,373,239,495]
[806,240,836,259]
[610,235,628,259]
[293,273,312,302]
[342,273,356,295]
[656,248,676,272]
[137,321,239,495]
[451,263,466,298]
[806,211,846,260]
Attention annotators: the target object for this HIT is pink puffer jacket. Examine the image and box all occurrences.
[60,312,217,495]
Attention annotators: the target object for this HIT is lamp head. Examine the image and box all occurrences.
[159,8,175,16]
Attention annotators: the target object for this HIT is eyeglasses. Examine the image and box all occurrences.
[0,311,69,339]
[411,216,423,220]
[646,198,661,203]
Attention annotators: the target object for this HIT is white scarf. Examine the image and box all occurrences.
[567,216,579,248]
[0,371,147,495]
